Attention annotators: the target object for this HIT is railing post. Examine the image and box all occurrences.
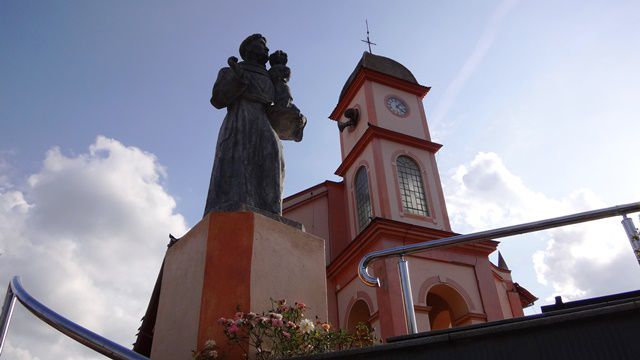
[397,256,418,335]
[0,284,17,356]
[621,215,640,265]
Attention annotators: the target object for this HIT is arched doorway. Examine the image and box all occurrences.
[347,299,372,332]
[427,284,470,330]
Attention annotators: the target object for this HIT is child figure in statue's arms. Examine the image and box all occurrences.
[268,50,293,108]
[267,50,306,142]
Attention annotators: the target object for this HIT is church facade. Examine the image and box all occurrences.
[282,52,535,340]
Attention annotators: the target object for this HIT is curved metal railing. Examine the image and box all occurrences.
[0,276,148,360]
[358,201,640,333]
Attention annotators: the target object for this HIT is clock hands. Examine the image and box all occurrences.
[387,97,407,116]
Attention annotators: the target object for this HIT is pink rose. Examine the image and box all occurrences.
[228,324,239,334]
[282,331,291,338]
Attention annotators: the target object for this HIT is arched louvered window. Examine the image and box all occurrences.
[396,156,429,216]
[354,166,372,231]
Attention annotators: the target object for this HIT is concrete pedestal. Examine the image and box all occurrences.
[150,211,327,360]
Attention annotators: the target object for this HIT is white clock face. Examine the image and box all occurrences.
[385,96,409,117]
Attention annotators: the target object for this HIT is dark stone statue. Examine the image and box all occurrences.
[204,34,306,217]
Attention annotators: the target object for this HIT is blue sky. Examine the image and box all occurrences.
[3,1,639,222]
[2,1,640,358]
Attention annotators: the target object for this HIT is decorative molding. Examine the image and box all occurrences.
[416,275,478,313]
[283,180,341,206]
[327,218,458,279]
[417,276,442,304]
[330,68,430,120]
[335,124,442,177]
[452,312,487,326]
[364,81,378,126]
[283,187,328,212]
[414,305,432,313]
[368,311,379,323]
[444,277,479,313]
[372,137,391,218]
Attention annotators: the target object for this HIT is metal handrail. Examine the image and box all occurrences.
[359,201,640,286]
[358,201,640,334]
[0,276,148,360]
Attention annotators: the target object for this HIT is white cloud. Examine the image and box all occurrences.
[446,152,640,303]
[0,136,188,359]
[1,340,41,360]
[532,218,640,301]
[446,152,565,230]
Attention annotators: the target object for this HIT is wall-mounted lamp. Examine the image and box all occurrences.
[337,108,360,132]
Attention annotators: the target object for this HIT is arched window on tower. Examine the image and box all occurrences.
[354,166,372,231]
[396,156,429,216]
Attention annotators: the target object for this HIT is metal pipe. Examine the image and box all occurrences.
[1,276,148,360]
[359,201,640,287]
[0,286,16,356]
[621,215,640,265]
[398,256,418,334]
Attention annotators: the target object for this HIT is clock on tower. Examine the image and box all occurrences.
[385,95,410,117]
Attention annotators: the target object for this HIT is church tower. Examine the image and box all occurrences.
[329,52,450,237]
[283,52,535,341]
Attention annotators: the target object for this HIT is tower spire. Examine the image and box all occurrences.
[497,251,510,270]
[361,19,377,54]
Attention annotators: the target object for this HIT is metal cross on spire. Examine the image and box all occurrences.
[361,20,377,53]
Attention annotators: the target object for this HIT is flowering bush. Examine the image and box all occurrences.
[192,339,220,359]
[196,299,377,359]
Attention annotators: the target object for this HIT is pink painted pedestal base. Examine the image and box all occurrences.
[150,211,328,360]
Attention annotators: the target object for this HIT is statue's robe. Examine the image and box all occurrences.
[204,61,283,216]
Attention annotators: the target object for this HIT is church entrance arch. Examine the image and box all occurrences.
[426,284,471,330]
[347,299,372,332]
